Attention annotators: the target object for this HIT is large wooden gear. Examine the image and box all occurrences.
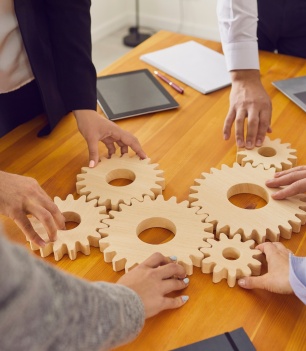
[29,194,108,260]
[189,163,306,243]
[237,136,297,171]
[201,233,262,287]
[99,195,214,275]
[76,154,165,210]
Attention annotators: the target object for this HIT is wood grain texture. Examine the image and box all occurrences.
[0,30,305,351]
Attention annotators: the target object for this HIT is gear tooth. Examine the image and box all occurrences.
[40,243,54,258]
[120,153,130,159]
[189,185,200,192]
[249,259,262,275]
[110,154,120,160]
[80,166,89,173]
[167,196,178,204]
[227,268,238,287]
[102,246,116,262]
[87,233,101,247]
[219,233,228,241]
[54,195,62,203]
[232,233,242,242]
[221,164,230,170]
[125,258,139,272]
[201,258,215,273]
[244,238,256,249]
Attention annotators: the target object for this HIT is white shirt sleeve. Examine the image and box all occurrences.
[217,0,260,71]
[289,254,306,305]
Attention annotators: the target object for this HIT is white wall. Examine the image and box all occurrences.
[90,0,129,43]
[91,0,220,43]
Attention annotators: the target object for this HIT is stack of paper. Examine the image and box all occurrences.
[140,40,231,94]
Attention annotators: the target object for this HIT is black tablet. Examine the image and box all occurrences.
[96,69,179,121]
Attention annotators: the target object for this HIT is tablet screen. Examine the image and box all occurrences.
[96,69,179,120]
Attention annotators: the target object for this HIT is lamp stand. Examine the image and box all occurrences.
[123,0,151,47]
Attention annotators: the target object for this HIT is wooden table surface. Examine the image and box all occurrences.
[1,30,306,351]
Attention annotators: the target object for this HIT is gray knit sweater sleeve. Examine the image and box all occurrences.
[0,232,145,351]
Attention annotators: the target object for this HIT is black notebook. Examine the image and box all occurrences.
[96,69,179,121]
[170,328,256,351]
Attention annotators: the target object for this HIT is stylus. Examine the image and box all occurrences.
[154,71,184,94]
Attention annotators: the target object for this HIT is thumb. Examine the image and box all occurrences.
[86,139,99,168]
[238,276,265,290]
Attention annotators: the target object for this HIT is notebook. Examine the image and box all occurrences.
[272,76,306,112]
[96,69,179,121]
[170,327,256,351]
[140,40,231,94]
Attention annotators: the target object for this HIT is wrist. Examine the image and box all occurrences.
[230,69,261,83]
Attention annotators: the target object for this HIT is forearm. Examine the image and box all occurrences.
[0,233,145,351]
[289,254,306,304]
[217,0,259,71]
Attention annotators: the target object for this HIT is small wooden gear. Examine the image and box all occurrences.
[201,233,262,287]
[237,136,297,171]
[189,163,306,243]
[99,195,214,275]
[76,154,165,210]
[29,194,108,260]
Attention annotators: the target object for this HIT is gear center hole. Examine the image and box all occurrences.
[62,211,81,230]
[227,183,269,209]
[258,146,277,157]
[222,247,240,260]
[137,217,176,245]
[106,169,135,187]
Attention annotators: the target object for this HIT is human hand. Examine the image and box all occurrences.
[223,70,272,149]
[266,166,306,199]
[0,171,65,246]
[74,110,147,167]
[117,253,189,319]
[238,242,293,294]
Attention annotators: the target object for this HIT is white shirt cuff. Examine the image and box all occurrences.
[289,254,306,305]
[222,41,260,71]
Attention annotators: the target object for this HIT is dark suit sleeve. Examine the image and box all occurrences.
[44,0,97,111]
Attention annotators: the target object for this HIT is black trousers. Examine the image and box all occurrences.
[0,80,44,138]
[257,0,306,58]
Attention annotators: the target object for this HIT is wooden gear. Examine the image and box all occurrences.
[237,136,297,171]
[29,194,108,260]
[189,163,306,243]
[99,195,214,275]
[201,233,262,287]
[76,154,165,210]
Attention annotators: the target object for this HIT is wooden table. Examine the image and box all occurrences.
[1,30,306,351]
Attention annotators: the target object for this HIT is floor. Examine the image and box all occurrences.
[92,27,133,74]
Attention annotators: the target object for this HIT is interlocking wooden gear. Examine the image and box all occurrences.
[29,194,108,260]
[201,233,262,287]
[76,154,165,210]
[189,163,306,243]
[99,195,214,275]
[237,136,297,171]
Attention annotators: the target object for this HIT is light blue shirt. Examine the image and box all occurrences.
[289,254,306,304]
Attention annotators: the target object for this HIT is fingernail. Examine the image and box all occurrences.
[224,133,229,140]
[246,141,252,149]
[237,139,244,148]
[170,256,177,261]
[181,295,189,303]
[256,139,262,146]
[238,279,245,287]
[38,239,46,248]
[89,160,95,168]
[183,278,189,284]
